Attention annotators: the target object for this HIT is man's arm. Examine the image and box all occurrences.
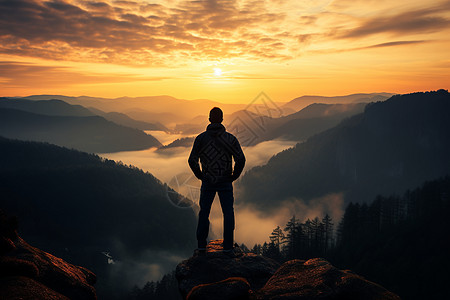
[231,137,245,181]
[188,135,203,180]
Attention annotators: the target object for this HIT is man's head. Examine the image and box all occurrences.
[209,107,223,123]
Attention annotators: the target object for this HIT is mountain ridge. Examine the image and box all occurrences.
[237,89,450,210]
[0,136,197,299]
[0,107,161,153]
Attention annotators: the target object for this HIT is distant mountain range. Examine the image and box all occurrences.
[172,102,367,147]
[281,93,392,112]
[23,93,391,131]
[171,93,391,146]
[0,98,94,116]
[237,90,450,210]
[23,94,250,127]
[228,102,368,146]
[86,106,169,132]
[0,108,160,153]
[0,98,162,153]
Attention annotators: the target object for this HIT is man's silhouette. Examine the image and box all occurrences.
[188,107,245,252]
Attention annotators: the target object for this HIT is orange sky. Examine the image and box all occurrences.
[0,0,449,103]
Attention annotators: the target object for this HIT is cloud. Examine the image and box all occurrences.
[105,239,187,289]
[100,136,296,185]
[309,39,429,55]
[0,61,168,88]
[1,0,449,67]
[362,40,427,49]
[341,3,450,39]
[99,136,301,247]
[230,193,345,246]
[0,0,291,65]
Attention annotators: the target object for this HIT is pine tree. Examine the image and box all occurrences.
[284,215,298,259]
[251,244,262,255]
[261,242,269,256]
[322,214,334,254]
[269,225,285,253]
[310,217,323,255]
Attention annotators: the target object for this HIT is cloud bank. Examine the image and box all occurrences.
[1,0,448,66]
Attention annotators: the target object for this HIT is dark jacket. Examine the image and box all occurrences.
[188,123,245,183]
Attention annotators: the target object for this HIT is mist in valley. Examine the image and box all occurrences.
[100,131,297,184]
[100,131,345,249]
[100,132,304,247]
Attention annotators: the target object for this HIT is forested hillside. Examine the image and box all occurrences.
[253,176,450,300]
[0,108,161,153]
[0,137,196,299]
[238,90,450,209]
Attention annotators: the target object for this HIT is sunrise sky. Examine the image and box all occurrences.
[1,0,449,103]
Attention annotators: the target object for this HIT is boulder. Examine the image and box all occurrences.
[0,209,97,300]
[0,276,69,300]
[0,210,18,255]
[176,240,401,300]
[187,277,250,300]
[176,240,280,299]
[256,258,401,300]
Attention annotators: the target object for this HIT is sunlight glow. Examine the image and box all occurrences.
[213,68,223,77]
[0,0,448,100]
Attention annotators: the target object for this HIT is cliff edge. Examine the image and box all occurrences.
[176,240,400,300]
[0,209,97,300]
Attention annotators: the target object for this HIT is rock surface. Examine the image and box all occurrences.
[176,240,401,300]
[0,209,97,300]
[187,277,250,300]
[176,240,280,299]
[257,258,401,300]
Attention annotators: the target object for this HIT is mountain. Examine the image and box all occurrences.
[282,93,392,112]
[332,176,450,300]
[236,102,367,145]
[24,95,250,128]
[87,107,170,131]
[0,97,168,133]
[0,137,197,299]
[23,93,389,132]
[0,98,94,117]
[173,103,366,147]
[262,103,366,142]
[237,90,450,210]
[0,108,161,153]
[157,137,195,150]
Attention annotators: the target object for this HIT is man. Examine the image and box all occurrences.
[188,107,245,252]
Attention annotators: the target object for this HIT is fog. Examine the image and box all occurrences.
[231,193,344,246]
[103,244,185,289]
[100,132,297,186]
[98,134,300,288]
[95,192,345,293]
[97,132,344,290]
[100,134,299,245]
[100,133,344,247]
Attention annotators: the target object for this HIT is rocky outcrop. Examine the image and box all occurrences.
[176,240,281,299]
[176,240,401,300]
[257,258,401,300]
[0,210,97,300]
[187,277,251,300]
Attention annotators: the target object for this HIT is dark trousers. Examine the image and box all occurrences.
[196,181,235,250]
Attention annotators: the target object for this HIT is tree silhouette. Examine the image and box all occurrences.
[269,226,284,252]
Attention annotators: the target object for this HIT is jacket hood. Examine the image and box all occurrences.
[206,123,226,136]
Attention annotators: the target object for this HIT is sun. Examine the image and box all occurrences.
[213,68,222,76]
